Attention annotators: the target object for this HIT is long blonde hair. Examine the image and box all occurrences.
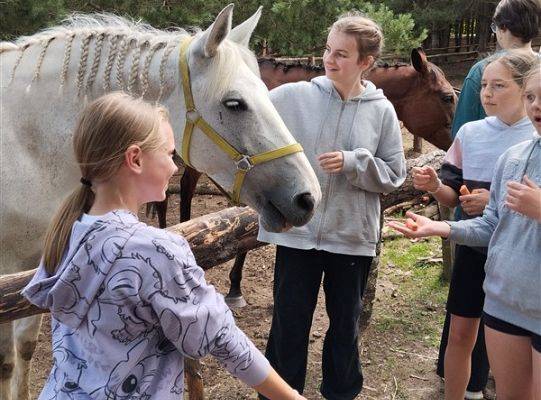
[42,92,168,274]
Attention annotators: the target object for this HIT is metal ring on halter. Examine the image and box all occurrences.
[185,109,200,123]
[235,155,253,171]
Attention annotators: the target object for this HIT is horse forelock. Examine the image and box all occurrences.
[197,38,261,102]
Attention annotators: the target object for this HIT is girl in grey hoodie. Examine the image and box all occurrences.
[22,93,305,400]
[258,13,406,400]
[390,59,541,400]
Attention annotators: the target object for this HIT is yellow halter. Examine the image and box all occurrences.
[178,37,303,205]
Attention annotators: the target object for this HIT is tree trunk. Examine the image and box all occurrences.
[359,213,384,331]
[439,205,456,282]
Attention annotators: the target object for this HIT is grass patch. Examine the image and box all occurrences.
[375,236,449,347]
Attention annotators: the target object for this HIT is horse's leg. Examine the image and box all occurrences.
[156,195,169,229]
[0,322,15,400]
[225,252,248,309]
[180,166,201,223]
[12,315,42,400]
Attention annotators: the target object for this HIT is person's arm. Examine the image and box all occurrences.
[340,106,406,193]
[254,369,305,399]
[411,165,459,207]
[146,235,273,391]
[389,155,504,246]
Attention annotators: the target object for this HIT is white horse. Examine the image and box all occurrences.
[0,5,321,399]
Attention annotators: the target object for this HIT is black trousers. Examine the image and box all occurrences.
[262,246,372,400]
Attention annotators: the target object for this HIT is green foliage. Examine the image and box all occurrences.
[0,0,442,57]
[360,3,427,56]
[377,237,448,346]
[0,0,65,41]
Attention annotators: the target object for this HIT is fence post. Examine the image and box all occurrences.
[438,204,455,281]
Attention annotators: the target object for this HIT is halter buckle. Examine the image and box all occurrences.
[235,155,253,171]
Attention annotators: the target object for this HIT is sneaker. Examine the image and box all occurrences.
[465,390,484,400]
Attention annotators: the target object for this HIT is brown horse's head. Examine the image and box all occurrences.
[367,49,456,150]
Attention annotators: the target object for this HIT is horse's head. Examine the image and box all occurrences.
[399,49,456,150]
[178,5,321,232]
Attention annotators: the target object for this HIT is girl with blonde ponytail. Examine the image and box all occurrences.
[24,93,305,400]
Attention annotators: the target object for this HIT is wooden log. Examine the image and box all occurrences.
[381,150,445,210]
[0,206,263,324]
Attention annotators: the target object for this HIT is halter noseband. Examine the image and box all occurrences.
[178,37,303,205]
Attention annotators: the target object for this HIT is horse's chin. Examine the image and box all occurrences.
[259,202,293,233]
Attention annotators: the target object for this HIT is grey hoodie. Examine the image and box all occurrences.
[22,210,269,399]
[449,134,541,334]
[258,76,406,256]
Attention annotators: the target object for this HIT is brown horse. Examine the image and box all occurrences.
[154,48,457,306]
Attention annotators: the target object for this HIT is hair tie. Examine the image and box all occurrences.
[80,177,92,187]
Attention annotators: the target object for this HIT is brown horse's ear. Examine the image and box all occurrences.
[411,47,429,75]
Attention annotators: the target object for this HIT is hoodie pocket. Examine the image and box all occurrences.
[484,245,541,317]
[323,185,369,243]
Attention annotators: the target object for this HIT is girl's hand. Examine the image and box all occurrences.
[318,152,344,173]
[387,211,451,239]
[506,176,541,222]
[411,166,441,192]
[459,188,490,216]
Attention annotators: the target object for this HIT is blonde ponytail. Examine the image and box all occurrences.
[42,186,94,273]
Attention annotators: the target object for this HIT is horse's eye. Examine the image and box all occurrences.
[223,99,248,112]
[441,94,454,103]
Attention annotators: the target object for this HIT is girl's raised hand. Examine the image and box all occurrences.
[411,166,440,192]
[506,176,541,222]
[459,188,490,216]
[318,151,344,174]
[387,211,451,239]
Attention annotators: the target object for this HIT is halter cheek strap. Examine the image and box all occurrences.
[178,37,303,205]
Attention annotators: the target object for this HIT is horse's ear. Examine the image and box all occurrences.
[229,6,263,47]
[195,3,234,58]
[411,47,429,75]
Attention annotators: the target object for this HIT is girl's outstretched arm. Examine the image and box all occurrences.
[387,211,451,239]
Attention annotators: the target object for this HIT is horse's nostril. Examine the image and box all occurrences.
[294,193,315,213]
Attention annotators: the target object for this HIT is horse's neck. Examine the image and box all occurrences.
[368,65,418,102]
[5,31,184,107]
